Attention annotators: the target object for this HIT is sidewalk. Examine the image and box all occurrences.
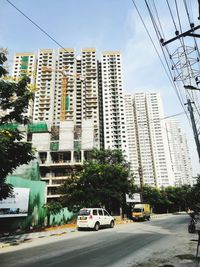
[0,218,130,249]
[0,214,173,249]
[0,224,77,249]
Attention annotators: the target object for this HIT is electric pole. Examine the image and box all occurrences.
[160,1,200,164]
[138,167,143,203]
[185,99,200,162]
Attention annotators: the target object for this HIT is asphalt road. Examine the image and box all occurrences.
[0,215,190,267]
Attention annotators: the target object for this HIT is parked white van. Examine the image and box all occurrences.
[77,208,115,231]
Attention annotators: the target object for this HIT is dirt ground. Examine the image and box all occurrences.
[134,231,200,267]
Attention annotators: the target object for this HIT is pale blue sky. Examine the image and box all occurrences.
[1,0,199,175]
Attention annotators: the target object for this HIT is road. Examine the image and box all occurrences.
[0,215,190,267]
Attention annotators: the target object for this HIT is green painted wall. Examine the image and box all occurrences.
[10,160,41,181]
[49,207,74,226]
[0,161,74,231]
[0,176,46,232]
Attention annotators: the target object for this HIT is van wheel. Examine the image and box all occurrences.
[94,222,100,231]
[110,220,114,228]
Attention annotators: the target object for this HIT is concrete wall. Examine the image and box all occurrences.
[32,132,50,151]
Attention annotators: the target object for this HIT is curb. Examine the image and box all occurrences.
[0,227,77,249]
[151,213,173,218]
[0,213,177,249]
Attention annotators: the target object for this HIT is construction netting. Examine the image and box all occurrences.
[50,142,59,151]
[66,95,69,111]
[28,122,48,133]
[0,123,19,130]
[74,141,81,151]
[20,56,29,76]
[9,160,41,181]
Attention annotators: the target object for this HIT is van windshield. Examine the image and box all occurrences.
[78,210,90,216]
[133,208,142,212]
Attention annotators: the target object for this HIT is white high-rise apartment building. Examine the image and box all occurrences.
[11,48,126,201]
[165,119,193,185]
[125,92,174,187]
[124,94,139,175]
[101,51,128,157]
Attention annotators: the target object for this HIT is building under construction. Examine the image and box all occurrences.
[12,48,128,202]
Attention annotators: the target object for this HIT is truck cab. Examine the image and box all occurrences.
[132,204,151,221]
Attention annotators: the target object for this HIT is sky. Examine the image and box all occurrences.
[1,0,199,176]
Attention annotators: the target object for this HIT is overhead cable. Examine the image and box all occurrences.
[6,0,69,53]
[132,0,191,124]
[145,0,189,117]
[130,0,176,89]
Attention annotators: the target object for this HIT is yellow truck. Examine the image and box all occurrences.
[132,204,151,221]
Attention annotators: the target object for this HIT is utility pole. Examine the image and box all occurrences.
[160,3,200,164]
[185,99,200,162]
[138,167,143,203]
[198,0,200,20]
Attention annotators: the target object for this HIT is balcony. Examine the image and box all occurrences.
[48,161,82,167]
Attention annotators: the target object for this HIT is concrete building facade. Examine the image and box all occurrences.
[101,51,128,157]
[10,50,193,200]
[165,119,193,185]
[125,92,175,187]
[11,48,128,202]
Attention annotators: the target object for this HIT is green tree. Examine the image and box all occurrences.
[165,185,192,212]
[59,149,135,215]
[189,175,200,211]
[142,185,163,212]
[159,187,173,213]
[43,201,63,227]
[0,49,34,200]
[142,184,192,214]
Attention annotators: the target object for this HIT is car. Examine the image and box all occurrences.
[77,208,115,231]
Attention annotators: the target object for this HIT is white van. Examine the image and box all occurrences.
[77,208,115,231]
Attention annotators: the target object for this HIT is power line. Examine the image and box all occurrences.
[6,0,68,53]
[145,1,199,126]
[157,0,200,155]
[130,0,177,90]
[183,0,192,24]
[166,0,178,31]
[131,0,190,125]
[162,111,186,119]
[175,0,183,33]
[150,0,165,39]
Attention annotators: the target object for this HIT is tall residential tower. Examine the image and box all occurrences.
[125,92,175,187]
[165,119,193,185]
[101,51,128,156]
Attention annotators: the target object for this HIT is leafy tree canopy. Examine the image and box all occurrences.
[188,175,200,211]
[59,149,135,214]
[142,183,193,213]
[0,49,34,200]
